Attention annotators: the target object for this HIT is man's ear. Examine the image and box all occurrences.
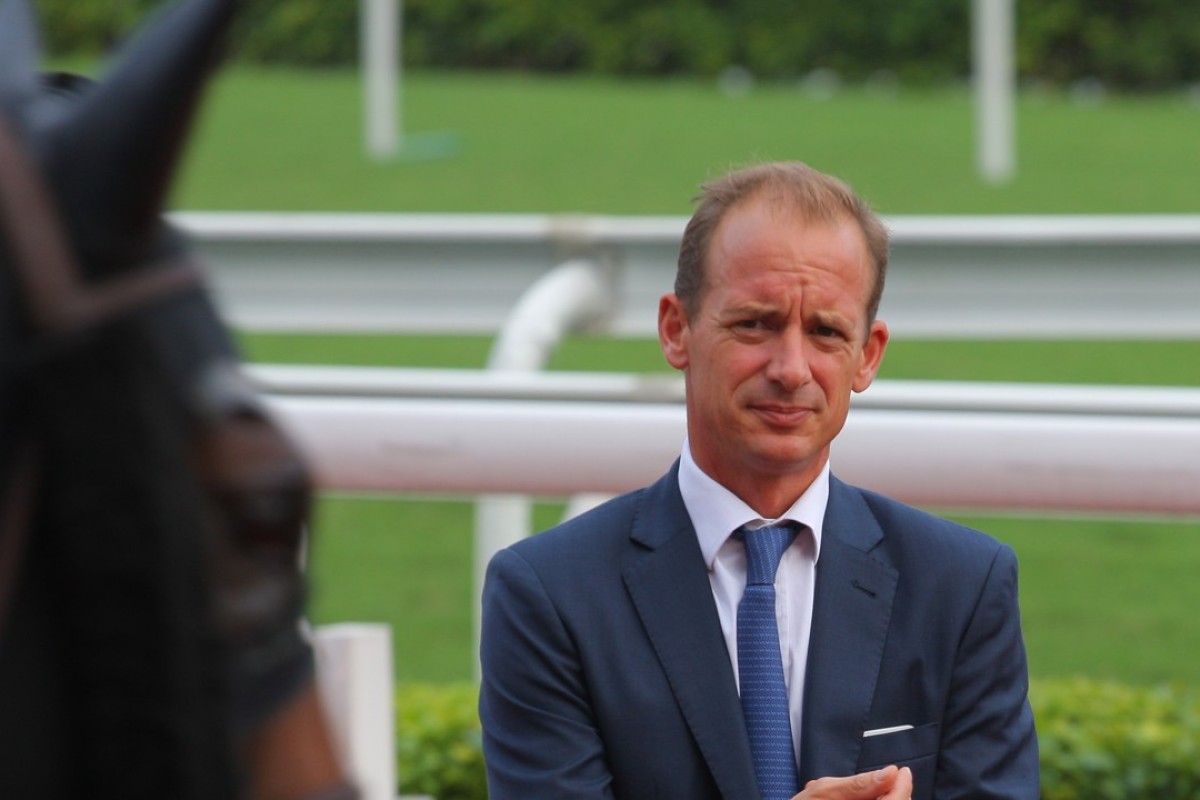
[852,319,889,393]
[658,293,690,370]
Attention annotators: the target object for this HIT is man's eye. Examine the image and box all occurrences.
[736,319,764,330]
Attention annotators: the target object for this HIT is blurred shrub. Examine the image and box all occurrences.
[396,682,486,800]
[397,678,1200,800]
[33,0,159,55]
[235,1,359,66]
[33,0,358,65]
[32,0,1200,87]
[1033,677,1200,798]
[1017,0,1200,89]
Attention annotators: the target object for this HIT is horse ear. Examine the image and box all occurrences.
[37,0,239,276]
[0,0,41,103]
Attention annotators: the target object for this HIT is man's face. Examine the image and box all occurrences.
[658,194,889,505]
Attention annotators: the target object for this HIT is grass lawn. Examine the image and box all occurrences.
[175,65,1200,687]
[242,332,1200,385]
[173,68,1200,215]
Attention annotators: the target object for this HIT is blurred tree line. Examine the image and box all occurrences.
[34,0,1200,90]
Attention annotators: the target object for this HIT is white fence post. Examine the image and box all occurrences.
[315,623,397,800]
[973,0,1016,183]
[361,0,399,159]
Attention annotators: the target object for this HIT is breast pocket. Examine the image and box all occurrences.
[858,722,939,799]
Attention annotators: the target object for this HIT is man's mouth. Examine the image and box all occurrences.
[751,403,813,427]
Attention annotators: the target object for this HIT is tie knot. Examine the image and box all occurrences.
[736,524,797,585]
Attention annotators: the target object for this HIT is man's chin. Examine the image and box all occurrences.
[744,439,827,476]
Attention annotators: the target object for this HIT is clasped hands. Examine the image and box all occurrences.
[792,765,913,800]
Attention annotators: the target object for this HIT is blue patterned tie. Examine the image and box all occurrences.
[736,525,800,800]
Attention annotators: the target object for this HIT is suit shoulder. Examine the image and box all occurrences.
[850,482,1014,563]
[507,484,647,560]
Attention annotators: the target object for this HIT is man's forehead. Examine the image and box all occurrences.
[698,209,873,317]
[711,209,869,277]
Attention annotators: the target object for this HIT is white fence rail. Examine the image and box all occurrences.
[254,365,1200,519]
[177,212,1200,340]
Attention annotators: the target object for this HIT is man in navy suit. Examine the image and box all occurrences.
[479,162,1039,799]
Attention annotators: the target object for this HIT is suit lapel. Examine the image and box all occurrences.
[799,477,899,784]
[622,465,760,800]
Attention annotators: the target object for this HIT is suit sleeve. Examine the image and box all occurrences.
[479,547,615,800]
[935,544,1040,799]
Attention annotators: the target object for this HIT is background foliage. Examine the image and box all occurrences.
[399,679,1200,800]
[1034,679,1200,798]
[396,683,486,800]
[33,0,1200,89]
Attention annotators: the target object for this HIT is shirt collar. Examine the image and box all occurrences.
[678,438,828,571]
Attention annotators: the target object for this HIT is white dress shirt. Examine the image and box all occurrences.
[677,439,828,765]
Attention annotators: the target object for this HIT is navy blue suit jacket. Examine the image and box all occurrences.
[480,464,1039,799]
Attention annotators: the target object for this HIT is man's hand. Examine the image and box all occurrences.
[793,765,913,800]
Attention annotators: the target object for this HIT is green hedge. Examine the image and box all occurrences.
[397,683,486,800]
[31,0,359,66]
[398,678,1200,799]
[33,0,1200,89]
[1033,678,1200,798]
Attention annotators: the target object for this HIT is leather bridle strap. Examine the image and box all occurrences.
[0,117,205,338]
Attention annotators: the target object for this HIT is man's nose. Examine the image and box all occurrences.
[764,327,812,390]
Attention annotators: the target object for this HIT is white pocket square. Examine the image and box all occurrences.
[862,724,914,738]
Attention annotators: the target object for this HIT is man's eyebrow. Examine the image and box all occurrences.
[811,309,851,323]
[718,301,776,318]
[809,309,858,331]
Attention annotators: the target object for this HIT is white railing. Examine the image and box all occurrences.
[254,365,1200,518]
[177,212,1200,339]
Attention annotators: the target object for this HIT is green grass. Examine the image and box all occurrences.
[960,515,1200,685]
[309,496,477,680]
[879,339,1200,386]
[174,68,1200,215]
[243,332,1200,385]
[195,68,1200,686]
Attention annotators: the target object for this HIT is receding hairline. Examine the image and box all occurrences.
[675,162,890,326]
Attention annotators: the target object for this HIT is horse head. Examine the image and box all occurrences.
[0,2,320,794]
